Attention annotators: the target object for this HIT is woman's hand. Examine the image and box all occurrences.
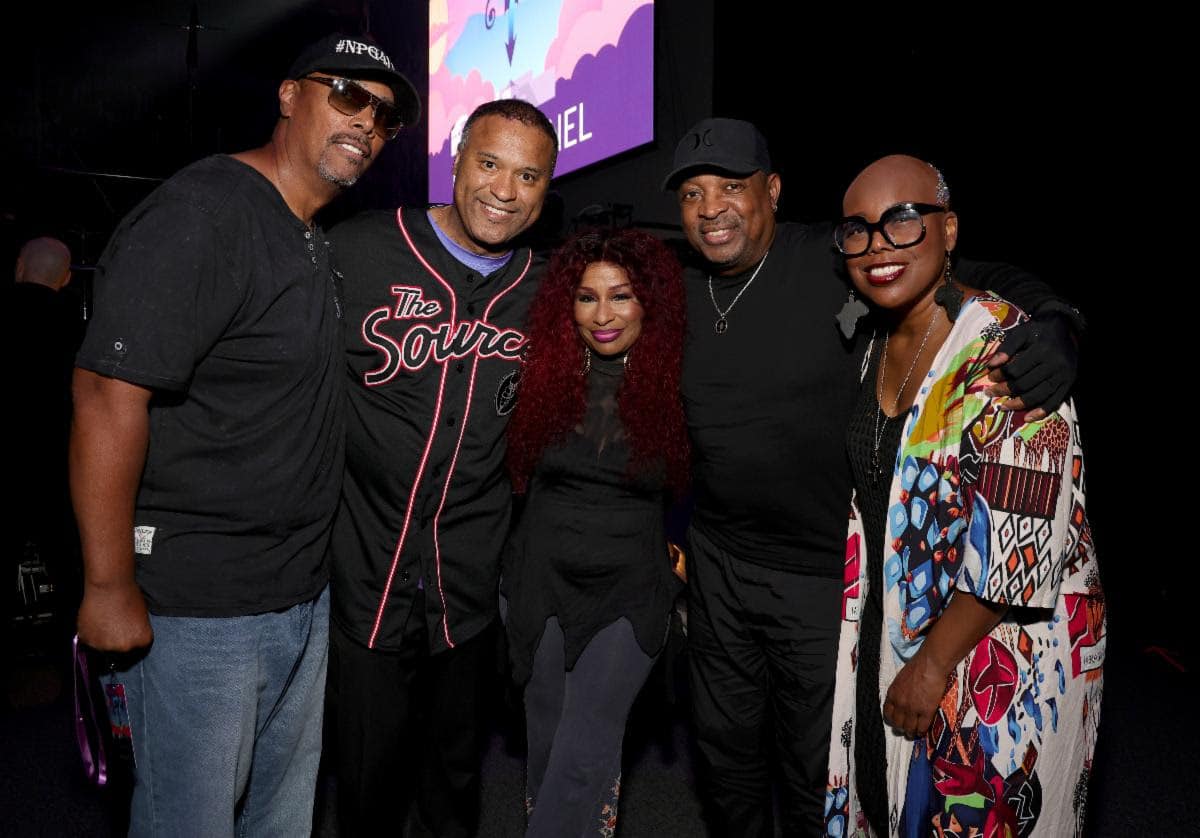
[883,591,1009,739]
[882,653,952,739]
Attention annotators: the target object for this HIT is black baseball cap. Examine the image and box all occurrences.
[287,34,421,127]
[662,118,772,191]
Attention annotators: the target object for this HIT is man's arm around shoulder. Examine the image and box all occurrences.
[71,368,154,652]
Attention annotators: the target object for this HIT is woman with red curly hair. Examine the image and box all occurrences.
[502,227,690,836]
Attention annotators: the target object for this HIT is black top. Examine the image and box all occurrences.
[845,338,909,616]
[75,155,345,616]
[503,353,679,685]
[682,220,1057,577]
[682,222,864,576]
[845,341,904,835]
[328,207,542,652]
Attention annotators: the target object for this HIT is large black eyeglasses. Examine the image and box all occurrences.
[305,75,404,140]
[833,202,947,257]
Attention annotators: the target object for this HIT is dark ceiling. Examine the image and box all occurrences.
[4,1,428,263]
[3,4,1140,286]
[0,3,1156,635]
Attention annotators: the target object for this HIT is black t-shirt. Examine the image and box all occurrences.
[328,208,541,653]
[682,221,1050,577]
[682,222,864,576]
[75,155,345,616]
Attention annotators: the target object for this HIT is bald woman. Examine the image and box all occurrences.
[822,156,1105,837]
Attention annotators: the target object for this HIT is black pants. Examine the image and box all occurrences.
[328,610,495,838]
[686,526,842,838]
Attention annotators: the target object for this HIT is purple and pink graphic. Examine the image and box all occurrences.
[428,0,654,202]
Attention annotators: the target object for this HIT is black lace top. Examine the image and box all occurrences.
[845,340,907,835]
[503,352,680,685]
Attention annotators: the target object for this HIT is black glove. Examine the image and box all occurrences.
[990,311,1079,415]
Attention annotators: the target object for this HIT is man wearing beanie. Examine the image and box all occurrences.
[70,34,417,835]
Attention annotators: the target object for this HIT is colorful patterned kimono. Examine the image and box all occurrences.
[824,295,1105,837]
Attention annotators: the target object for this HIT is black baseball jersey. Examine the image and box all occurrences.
[328,207,541,652]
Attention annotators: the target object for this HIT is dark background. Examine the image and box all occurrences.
[0,2,1187,835]
[2,0,1157,649]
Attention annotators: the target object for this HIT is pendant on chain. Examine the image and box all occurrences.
[708,251,770,337]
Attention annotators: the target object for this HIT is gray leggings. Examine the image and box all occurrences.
[524,616,661,837]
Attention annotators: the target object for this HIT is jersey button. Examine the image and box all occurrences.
[400,570,410,583]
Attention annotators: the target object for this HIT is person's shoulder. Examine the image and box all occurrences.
[774,219,834,251]
[526,246,549,274]
[938,295,1032,373]
[961,292,1031,332]
[769,222,843,292]
[111,156,279,245]
[156,155,261,215]
[328,207,405,244]
[170,154,247,184]
[671,240,707,277]
[99,157,244,255]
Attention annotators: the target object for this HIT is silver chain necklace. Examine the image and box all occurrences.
[707,250,770,334]
[872,309,938,478]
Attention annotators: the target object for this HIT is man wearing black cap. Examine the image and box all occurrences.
[70,34,416,835]
[663,118,1080,836]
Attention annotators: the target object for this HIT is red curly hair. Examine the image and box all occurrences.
[507,228,690,496]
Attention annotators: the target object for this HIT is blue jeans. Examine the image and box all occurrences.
[118,586,329,837]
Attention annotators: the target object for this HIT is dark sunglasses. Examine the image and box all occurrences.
[833,202,947,257]
[305,75,404,139]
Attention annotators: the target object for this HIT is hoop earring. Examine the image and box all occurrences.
[581,345,592,375]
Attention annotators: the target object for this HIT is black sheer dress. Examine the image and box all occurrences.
[503,351,679,685]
